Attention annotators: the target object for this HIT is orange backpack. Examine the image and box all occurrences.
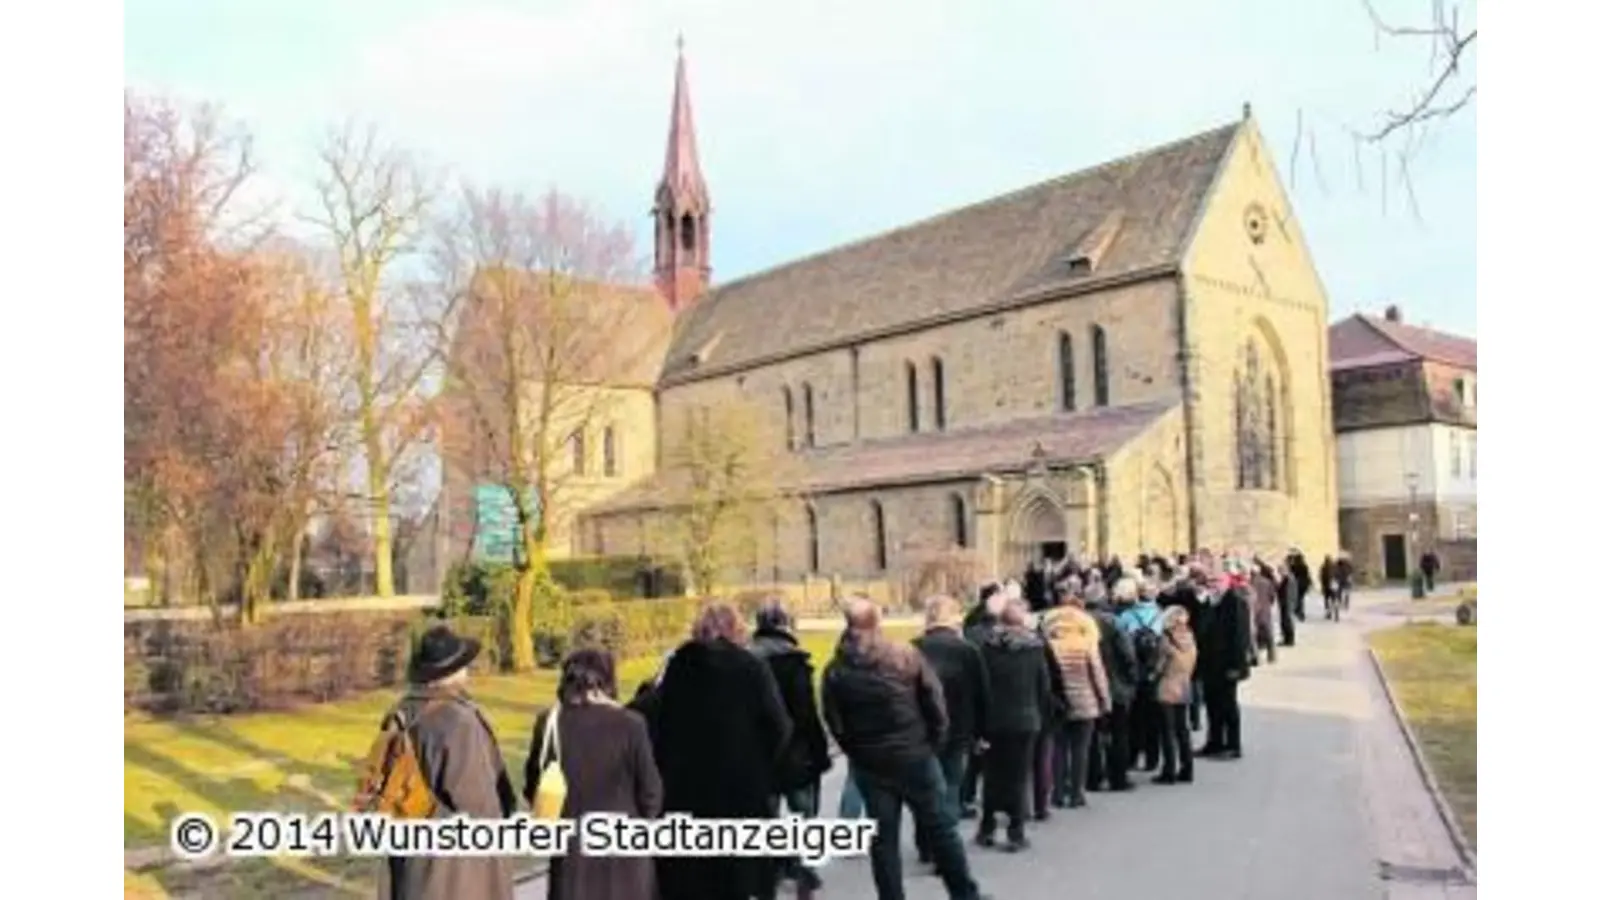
[353,700,444,819]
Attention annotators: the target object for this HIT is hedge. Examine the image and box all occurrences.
[125,612,414,714]
[441,558,686,615]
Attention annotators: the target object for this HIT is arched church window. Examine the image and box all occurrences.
[1091,325,1110,407]
[906,362,920,433]
[951,494,968,548]
[569,429,587,475]
[870,500,888,571]
[806,505,820,573]
[1058,332,1077,412]
[680,214,697,253]
[782,386,795,450]
[602,426,619,477]
[802,383,816,447]
[1234,341,1281,491]
[931,357,947,430]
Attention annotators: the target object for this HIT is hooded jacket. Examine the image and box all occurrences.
[978,624,1060,734]
[748,627,834,792]
[1042,607,1111,721]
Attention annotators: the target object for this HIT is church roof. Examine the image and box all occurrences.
[1329,312,1476,373]
[660,121,1241,385]
[584,399,1176,513]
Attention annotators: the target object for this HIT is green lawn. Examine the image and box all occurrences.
[125,625,913,898]
[1369,622,1477,849]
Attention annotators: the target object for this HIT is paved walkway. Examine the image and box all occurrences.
[518,587,1474,899]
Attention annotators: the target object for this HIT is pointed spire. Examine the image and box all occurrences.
[659,37,708,211]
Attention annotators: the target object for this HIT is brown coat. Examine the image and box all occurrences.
[1156,608,1198,705]
[1042,607,1111,721]
[526,700,663,900]
[379,685,519,900]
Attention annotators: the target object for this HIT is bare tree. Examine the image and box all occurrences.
[434,187,657,672]
[308,123,438,598]
[1360,0,1476,143]
[651,399,808,596]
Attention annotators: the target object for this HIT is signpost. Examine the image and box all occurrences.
[472,484,538,564]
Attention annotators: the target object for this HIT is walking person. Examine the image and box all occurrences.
[1153,606,1198,785]
[822,598,990,900]
[911,595,991,869]
[958,583,1005,819]
[1249,561,1278,665]
[1420,549,1440,593]
[974,596,1059,851]
[1285,547,1312,622]
[371,625,519,900]
[1334,552,1355,610]
[1040,592,1111,808]
[524,649,662,900]
[749,601,834,900]
[1197,571,1252,759]
[1276,562,1300,648]
[653,603,794,900]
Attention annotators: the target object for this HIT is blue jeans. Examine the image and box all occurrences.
[839,763,866,818]
[914,742,970,861]
[857,755,982,900]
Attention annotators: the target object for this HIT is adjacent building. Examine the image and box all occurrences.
[1329,306,1477,583]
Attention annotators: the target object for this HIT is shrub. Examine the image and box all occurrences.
[549,556,687,599]
[125,613,415,714]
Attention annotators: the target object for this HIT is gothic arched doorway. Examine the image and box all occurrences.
[1006,489,1072,574]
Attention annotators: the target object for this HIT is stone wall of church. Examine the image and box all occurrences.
[1102,406,1191,559]
[1178,118,1340,561]
[658,277,1184,455]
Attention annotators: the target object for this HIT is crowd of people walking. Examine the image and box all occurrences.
[374,547,1348,900]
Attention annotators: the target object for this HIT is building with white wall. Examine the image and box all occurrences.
[1329,306,1476,582]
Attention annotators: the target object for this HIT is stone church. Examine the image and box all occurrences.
[563,47,1341,586]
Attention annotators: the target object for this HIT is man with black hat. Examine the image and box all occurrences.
[379,625,520,900]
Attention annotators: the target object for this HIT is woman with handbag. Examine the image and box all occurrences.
[525,648,663,900]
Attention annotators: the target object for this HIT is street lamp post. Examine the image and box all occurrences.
[1404,471,1421,584]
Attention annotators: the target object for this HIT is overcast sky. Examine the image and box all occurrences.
[126,0,1476,336]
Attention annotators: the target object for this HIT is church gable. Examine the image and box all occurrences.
[661,122,1240,385]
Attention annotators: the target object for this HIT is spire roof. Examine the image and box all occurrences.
[658,39,709,211]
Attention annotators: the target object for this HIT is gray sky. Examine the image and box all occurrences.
[126,0,1476,336]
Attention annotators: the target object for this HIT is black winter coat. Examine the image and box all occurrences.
[748,627,834,792]
[1088,604,1139,707]
[1197,588,1253,681]
[978,625,1060,734]
[651,638,792,900]
[821,634,948,777]
[912,626,990,747]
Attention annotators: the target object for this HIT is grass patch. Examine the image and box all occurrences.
[125,623,914,897]
[1369,622,1477,848]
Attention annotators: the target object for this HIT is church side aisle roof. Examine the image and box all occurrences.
[586,399,1177,514]
[660,122,1240,385]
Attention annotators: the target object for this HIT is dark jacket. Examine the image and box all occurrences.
[1286,552,1313,598]
[379,686,518,900]
[1198,587,1254,681]
[1088,604,1139,707]
[652,638,792,900]
[912,626,991,747]
[821,631,948,776]
[978,624,1060,734]
[525,702,662,900]
[963,605,997,646]
[749,627,834,792]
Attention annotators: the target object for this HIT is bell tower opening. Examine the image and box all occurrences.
[652,37,711,312]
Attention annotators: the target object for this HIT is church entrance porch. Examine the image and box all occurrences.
[1000,482,1091,576]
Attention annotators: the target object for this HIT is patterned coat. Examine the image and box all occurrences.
[1042,606,1112,721]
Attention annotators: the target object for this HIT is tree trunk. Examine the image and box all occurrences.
[241,538,277,625]
[287,529,304,603]
[368,460,395,597]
